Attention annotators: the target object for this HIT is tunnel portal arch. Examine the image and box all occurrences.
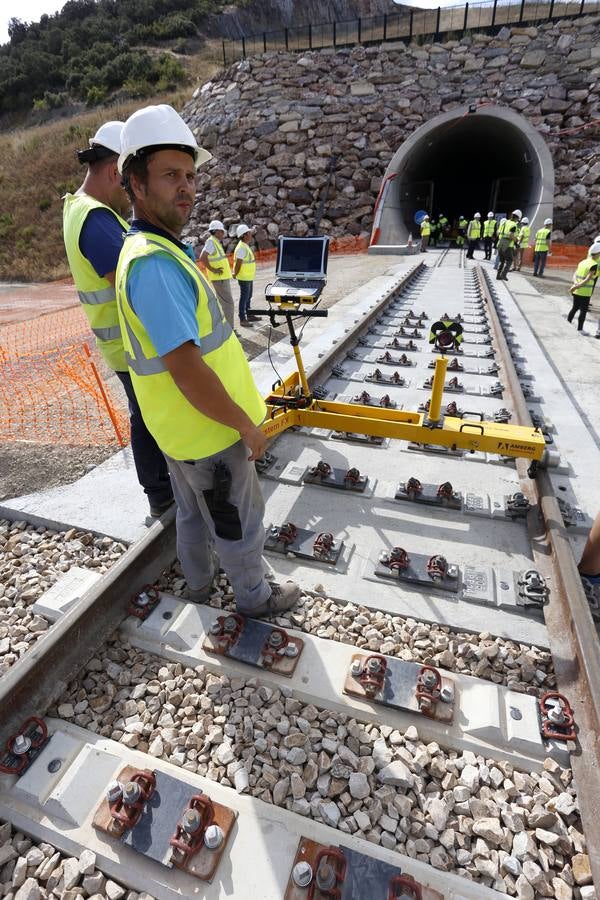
[372,105,554,248]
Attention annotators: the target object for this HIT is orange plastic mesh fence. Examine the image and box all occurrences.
[0,306,129,446]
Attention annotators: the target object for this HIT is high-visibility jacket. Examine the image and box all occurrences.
[116,229,266,460]
[483,219,496,238]
[497,218,519,248]
[534,227,552,252]
[234,241,256,281]
[438,217,448,228]
[204,236,232,281]
[571,256,599,298]
[458,218,468,232]
[63,192,128,371]
[518,225,530,247]
[467,220,481,239]
[420,221,431,237]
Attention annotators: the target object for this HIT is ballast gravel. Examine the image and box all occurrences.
[51,642,593,899]
[0,519,126,674]
[0,820,153,900]
[156,564,555,696]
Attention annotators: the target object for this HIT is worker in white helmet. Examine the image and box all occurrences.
[198,219,235,328]
[533,218,553,277]
[63,120,174,522]
[567,241,600,332]
[233,224,258,325]
[466,212,481,260]
[420,214,431,252]
[483,212,496,260]
[115,104,300,617]
[496,209,522,280]
[513,216,530,271]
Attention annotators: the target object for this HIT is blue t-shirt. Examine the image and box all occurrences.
[79,207,125,278]
[127,221,201,357]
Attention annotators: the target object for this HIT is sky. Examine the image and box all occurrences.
[1,0,464,44]
[2,1,69,44]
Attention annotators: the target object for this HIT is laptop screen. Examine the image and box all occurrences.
[276,236,329,279]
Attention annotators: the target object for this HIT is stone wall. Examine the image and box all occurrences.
[183,15,600,249]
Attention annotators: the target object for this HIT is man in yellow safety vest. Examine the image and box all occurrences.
[198,220,235,327]
[483,212,496,260]
[63,121,174,520]
[420,215,431,252]
[466,213,481,259]
[496,209,522,280]
[567,242,600,332]
[513,216,530,271]
[533,218,552,277]
[233,224,258,325]
[115,104,301,616]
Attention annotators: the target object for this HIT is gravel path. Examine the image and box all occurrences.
[50,643,592,899]
[156,564,556,696]
[0,820,151,899]
[0,519,126,674]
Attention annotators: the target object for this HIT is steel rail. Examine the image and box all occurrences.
[477,266,600,887]
[0,510,177,748]
[307,260,425,388]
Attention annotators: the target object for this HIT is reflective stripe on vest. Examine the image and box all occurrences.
[572,257,598,298]
[498,219,518,248]
[483,220,495,237]
[116,230,266,460]
[534,228,551,252]
[205,236,232,281]
[235,241,256,281]
[63,192,128,371]
[467,220,481,239]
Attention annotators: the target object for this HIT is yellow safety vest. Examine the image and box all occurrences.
[205,236,232,281]
[467,220,481,239]
[116,230,266,460]
[572,257,598,298]
[63,192,128,371]
[420,221,431,237]
[483,219,496,238]
[518,225,530,246]
[235,241,256,281]
[497,218,518,248]
[534,228,551,252]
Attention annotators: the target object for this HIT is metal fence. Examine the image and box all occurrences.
[221,0,600,65]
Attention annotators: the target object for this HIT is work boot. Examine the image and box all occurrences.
[184,549,222,604]
[240,580,302,619]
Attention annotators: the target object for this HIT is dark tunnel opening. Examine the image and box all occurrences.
[372,107,554,248]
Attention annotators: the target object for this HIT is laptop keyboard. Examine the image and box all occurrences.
[272,278,324,290]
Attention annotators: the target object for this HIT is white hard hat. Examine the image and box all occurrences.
[487,212,494,218]
[595,235,600,243]
[209,220,225,232]
[236,224,251,238]
[544,218,553,225]
[423,214,429,219]
[512,209,522,218]
[474,212,481,218]
[521,217,529,224]
[590,242,600,255]
[118,104,212,174]
[90,121,123,154]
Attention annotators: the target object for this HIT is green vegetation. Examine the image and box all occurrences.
[1,0,232,115]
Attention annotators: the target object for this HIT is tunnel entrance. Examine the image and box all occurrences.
[371,105,554,249]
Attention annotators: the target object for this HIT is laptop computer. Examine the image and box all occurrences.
[265,235,329,303]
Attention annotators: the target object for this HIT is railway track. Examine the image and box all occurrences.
[0,251,598,900]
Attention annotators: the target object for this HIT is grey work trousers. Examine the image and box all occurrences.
[212,279,235,329]
[166,440,271,613]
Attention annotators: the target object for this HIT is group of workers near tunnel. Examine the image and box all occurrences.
[419,211,600,332]
[62,103,302,620]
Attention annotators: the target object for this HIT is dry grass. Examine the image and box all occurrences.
[0,43,221,283]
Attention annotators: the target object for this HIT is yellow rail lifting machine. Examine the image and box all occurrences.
[255,301,546,467]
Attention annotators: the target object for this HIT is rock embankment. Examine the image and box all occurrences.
[183,16,600,248]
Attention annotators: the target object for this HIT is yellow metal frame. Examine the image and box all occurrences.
[261,350,546,462]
